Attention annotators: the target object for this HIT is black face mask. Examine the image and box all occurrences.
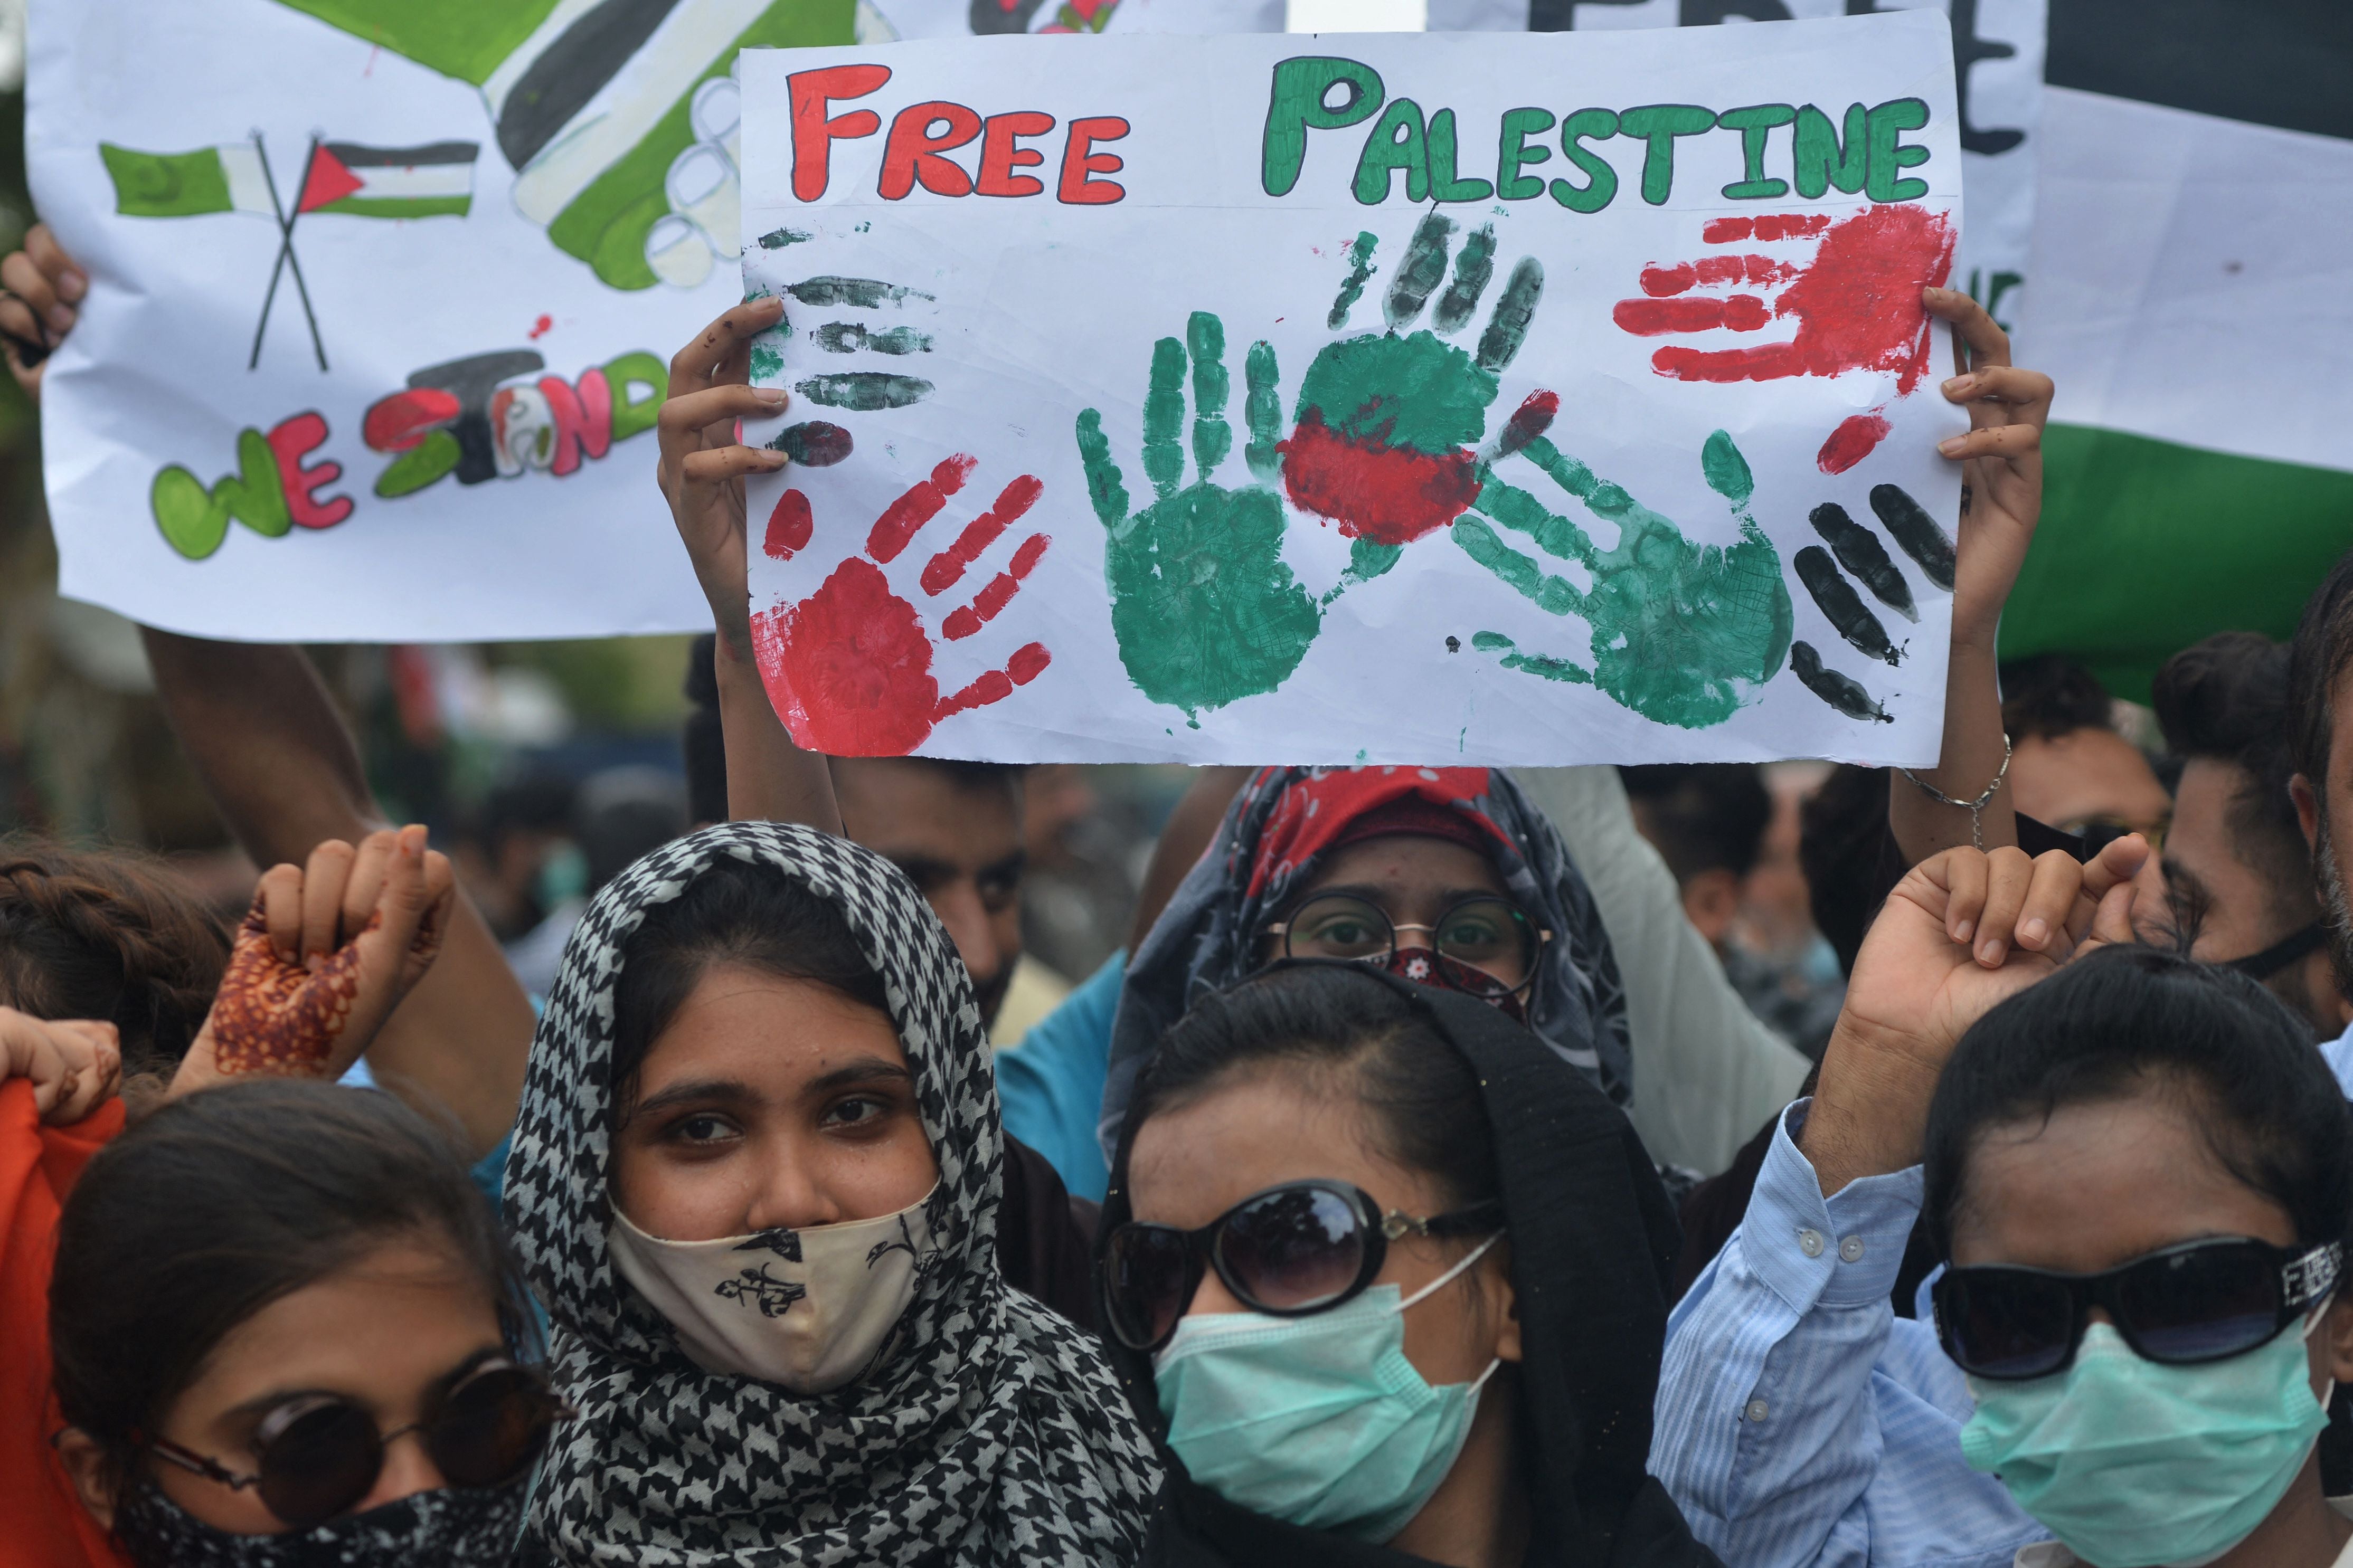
[111,1479,527,1568]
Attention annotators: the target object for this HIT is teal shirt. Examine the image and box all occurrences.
[995,951,1124,1202]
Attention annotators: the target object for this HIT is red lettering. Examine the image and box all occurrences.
[878,101,982,199]
[266,412,352,530]
[536,372,614,478]
[976,111,1055,198]
[790,64,891,203]
[1057,116,1130,205]
[360,387,459,453]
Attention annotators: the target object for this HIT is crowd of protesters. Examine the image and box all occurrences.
[5,139,2353,1568]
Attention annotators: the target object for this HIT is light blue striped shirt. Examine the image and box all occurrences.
[1656,1038,2353,1568]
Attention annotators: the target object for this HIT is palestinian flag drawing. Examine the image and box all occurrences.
[2000,0,2353,698]
[102,135,479,370]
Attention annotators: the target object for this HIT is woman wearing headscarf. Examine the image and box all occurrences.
[1097,960,1721,1565]
[504,821,1158,1564]
[1102,765,1635,1167]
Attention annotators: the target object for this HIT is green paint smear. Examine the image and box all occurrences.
[812,322,931,355]
[795,373,932,411]
[1328,231,1378,330]
[1295,329,1494,455]
[272,0,561,86]
[758,226,813,249]
[1701,429,1753,506]
[786,277,931,308]
[1458,431,1792,730]
[749,340,785,383]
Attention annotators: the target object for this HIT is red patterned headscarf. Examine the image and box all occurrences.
[1103,767,1630,1162]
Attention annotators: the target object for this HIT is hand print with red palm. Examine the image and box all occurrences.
[1613,205,1957,394]
[751,457,1051,756]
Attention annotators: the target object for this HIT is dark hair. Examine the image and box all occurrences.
[574,768,689,895]
[2152,632,2312,901]
[1619,763,1773,883]
[609,857,890,1111]
[2289,550,2353,797]
[682,634,726,828]
[1998,654,2114,742]
[1922,946,2353,1260]
[1798,764,1896,979]
[832,755,1023,803]
[0,838,230,1075]
[1126,965,1498,1213]
[49,1080,531,1504]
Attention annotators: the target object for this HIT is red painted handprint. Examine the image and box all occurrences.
[1613,206,1957,393]
[751,457,1051,756]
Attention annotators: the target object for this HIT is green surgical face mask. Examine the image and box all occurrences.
[1959,1317,2331,1568]
[1153,1234,1501,1544]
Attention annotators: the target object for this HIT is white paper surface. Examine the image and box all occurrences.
[739,14,1966,766]
[864,0,1286,39]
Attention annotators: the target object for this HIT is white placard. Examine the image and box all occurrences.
[739,14,1966,765]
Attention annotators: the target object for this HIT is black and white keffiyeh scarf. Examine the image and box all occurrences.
[504,822,1159,1565]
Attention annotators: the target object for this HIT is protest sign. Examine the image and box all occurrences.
[737,13,1966,766]
[25,0,1276,643]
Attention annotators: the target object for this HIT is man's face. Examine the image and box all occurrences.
[831,759,1023,1027]
[2302,676,2353,1014]
[2166,756,2336,1037]
[2007,727,2173,843]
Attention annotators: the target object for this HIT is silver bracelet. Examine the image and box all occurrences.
[1898,734,2012,852]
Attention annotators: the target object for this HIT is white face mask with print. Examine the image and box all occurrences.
[608,1184,938,1394]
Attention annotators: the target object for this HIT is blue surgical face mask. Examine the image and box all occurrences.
[1959,1314,2333,1568]
[1152,1234,1502,1544]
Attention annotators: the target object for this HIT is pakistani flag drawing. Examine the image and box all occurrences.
[102,137,479,367]
[1999,0,2353,698]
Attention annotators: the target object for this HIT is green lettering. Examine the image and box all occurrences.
[1792,103,1867,199]
[1716,103,1794,199]
[1426,109,1493,203]
[1548,107,1619,214]
[1496,107,1554,201]
[1352,98,1430,205]
[1866,97,1931,202]
[1616,104,1716,206]
[1262,56,1385,198]
[604,351,669,442]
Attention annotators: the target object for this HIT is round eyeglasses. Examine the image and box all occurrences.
[1266,893,1545,995]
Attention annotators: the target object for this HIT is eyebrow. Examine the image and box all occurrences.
[629,1076,761,1120]
[806,1057,914,1095]
[1282,883,1506,914]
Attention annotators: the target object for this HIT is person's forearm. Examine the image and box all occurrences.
[139,629,376,860]
[715,631,842,833]
[140,628,529,1155]
[1889,633,2018,862]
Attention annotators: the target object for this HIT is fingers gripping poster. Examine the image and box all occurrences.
[25,0,1279,641]
[738,13,1966,765]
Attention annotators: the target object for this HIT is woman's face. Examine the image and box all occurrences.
[1262,833,1524,984]
[1126,1063,1518,1389]
[609,964,939,1241]
[68,1239,503,1533]
[1950,1089,2353,1403]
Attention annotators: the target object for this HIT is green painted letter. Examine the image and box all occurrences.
[1791,103,1867,199]
[1617,104,1716,206]
[1352,97,1430,205]
[1716,103,1794,199]
[1496,107,1554,201]
[1263,56,1385,198]
[1865,97,1931,202]
[1425,109,1494,202]
[1548,107,1619,214]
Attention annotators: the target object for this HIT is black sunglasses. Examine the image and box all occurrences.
[1933,1237,2342,1381]
[145,1359,570,1529]
[1100,1179,1502,1353]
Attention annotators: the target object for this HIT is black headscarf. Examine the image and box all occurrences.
[1098,965,1720,1568]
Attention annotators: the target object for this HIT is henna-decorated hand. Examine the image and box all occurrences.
[0,1007,121,1125]
[174,826,455,1092]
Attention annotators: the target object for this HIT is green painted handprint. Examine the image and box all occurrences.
[1078,313,1391,720]
[1457,432,1794,730]
[1282,213,1552,549]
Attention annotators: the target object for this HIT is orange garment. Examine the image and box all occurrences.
[0,1077,130,1568]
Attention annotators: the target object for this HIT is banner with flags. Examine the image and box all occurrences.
[1997,0,2353,698]
[27,0,1289,642]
